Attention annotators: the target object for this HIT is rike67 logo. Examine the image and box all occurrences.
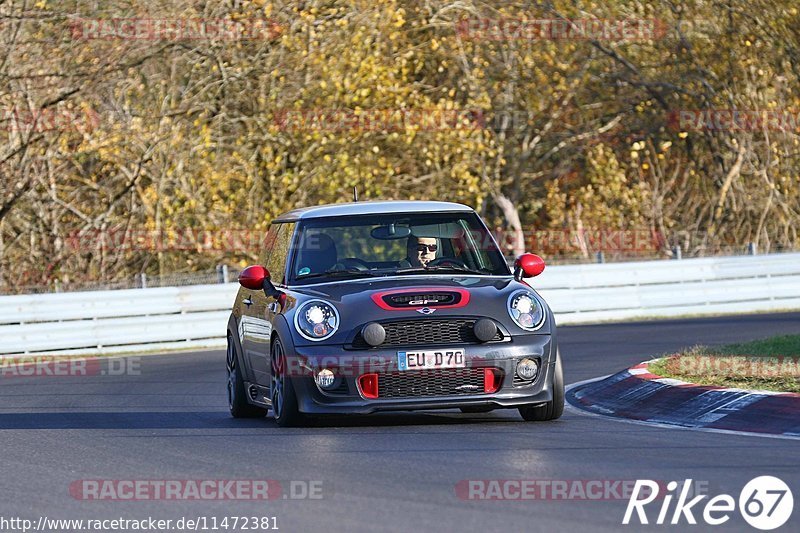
[624,476,793,530]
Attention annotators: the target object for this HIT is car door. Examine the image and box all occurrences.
[240,224,278,386]
[241,222,294,386]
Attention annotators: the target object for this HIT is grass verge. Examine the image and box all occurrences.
[648,334,800,393]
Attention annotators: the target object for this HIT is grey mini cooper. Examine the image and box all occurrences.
[226,201,563,426]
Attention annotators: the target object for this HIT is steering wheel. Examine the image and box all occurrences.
[330,258,370,271]
[427,257,467,268]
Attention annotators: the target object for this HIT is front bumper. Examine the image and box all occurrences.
[287,334,556,415]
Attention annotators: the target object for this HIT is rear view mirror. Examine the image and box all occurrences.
[239,265,269,290]
[370,224,412,240]
[239,265,282,298]
[514,253,546,280]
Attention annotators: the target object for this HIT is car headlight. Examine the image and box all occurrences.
[294,300,340,341]
[507,290,545,331]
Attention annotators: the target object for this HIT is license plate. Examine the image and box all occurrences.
[397,349,466,371]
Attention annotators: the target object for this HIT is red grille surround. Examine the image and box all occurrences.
[370,287,470,310]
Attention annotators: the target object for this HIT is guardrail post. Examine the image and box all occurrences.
[747,242,757,255]
[672,245,682,260]
[139,273,147,289]
[596,251,605,263]
[216,264,229,284]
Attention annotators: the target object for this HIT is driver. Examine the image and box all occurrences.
[406,235,438,268]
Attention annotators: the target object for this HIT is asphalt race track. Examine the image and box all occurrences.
[2,312,799,532]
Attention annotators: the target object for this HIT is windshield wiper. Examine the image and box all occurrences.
[295,268,378,281]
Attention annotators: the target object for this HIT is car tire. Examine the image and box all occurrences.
[227,335,268,418]
[518,349,564,422]
[270,337,304,427]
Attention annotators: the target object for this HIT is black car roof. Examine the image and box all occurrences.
[272,200,475,223]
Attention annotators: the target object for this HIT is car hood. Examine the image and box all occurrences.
[285,275,552,345]
[292,275,513,297]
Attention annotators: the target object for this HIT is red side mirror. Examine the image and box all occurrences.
[514,253,545,280]
[239,265,270,290]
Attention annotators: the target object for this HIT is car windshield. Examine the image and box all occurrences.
[288,212,510,284]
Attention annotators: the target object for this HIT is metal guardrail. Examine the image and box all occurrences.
[535,252,800,324]
[2,252,799,355]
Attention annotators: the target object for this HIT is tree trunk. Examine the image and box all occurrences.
[493,193,525,257]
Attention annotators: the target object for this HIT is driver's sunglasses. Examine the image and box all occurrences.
[416,244,438,253]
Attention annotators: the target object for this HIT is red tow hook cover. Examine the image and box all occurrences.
[484,368,501,394]
[359,373,379,399]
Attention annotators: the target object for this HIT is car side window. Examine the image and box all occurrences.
[261,226,279,261]
[264,223,295,285]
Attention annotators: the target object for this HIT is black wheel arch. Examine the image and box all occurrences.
[226,313,252,382]
[227,313,298,384]
[269,314,297,354]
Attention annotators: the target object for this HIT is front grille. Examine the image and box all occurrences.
[384,292,459,308]
[350,318,503,349]
[378,368,487,398]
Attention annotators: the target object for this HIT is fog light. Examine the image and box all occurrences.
[516,358,539,380]
[315,369,336,390]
